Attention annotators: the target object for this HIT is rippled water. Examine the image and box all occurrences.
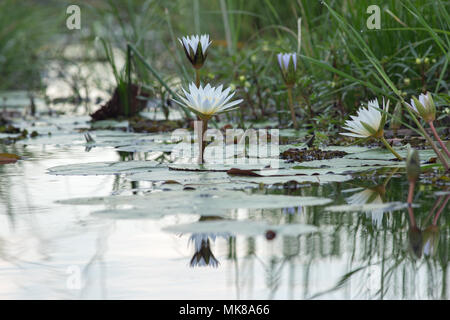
[0,137,448,299]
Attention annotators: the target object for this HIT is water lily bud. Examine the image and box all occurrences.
[277,52,297,86]
[406,147,420,183]
[178,34,212,69]
[408,226,423,259]
[403,78,410,86]
[407,92,436,122]
[422,225,439,257]
[415,58,422,65]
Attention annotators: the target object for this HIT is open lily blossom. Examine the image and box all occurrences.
[406,92,436,122]
[341,98,389,138]
[173,82,243,120]
[178,34,211,69]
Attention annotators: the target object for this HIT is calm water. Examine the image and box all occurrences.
[0,140,448,299]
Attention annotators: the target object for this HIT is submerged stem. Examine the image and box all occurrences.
[428,121,450,158]
[287,86,298,130]
[380,136,403,161]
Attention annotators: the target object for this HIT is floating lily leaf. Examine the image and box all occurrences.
[231,174,352,185]
[127,168,230,184]
[163,220,318,237]
[344,148,436,161]
[47,161,160,175]
[57,190,333,218]
[115,143,180,153]
[292,158,403,169]
[325,202,408,213]
[168,161,280,172]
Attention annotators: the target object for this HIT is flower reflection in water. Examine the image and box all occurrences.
[189,233,230,268]
[346,186,386,228]
[407,194,449,259]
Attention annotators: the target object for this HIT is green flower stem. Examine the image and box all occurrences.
[380,136,403,161]
[428,121,450,158]
[197,118,208,164]
[195,69,200,88]
[287,86,298,130]
[402,101,449,171]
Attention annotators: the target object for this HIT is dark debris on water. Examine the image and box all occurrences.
[280,148,348,163]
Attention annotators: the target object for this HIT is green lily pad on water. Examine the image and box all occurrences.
[127,168,230,184]
[47,160,160,175]
[163,220,319,237]
[344,147,436,162]
[325,202,408,213]
[292,158,404,169]
[231,174,352,185]
[57,190,333,218]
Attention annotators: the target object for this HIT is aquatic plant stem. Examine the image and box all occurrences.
[380,136,403,161]
[407,181,415,205]
[402,102,449,171]
[195,69,200,88]
[428,121,450,158]
[287,86,298,130]
[197,119,208,164]
[433,195,449,225]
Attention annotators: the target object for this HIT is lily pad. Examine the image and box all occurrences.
[325,202,408,213]
[127,168,230,184]
[57,190,333,218]
[47,160,160,175]
[230,174,352,185]
[344,147,436,161]
[163,220,319,237]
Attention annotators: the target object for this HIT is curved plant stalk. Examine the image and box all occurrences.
[428,121,450,158]
[379,137,403,161]
[287,85,298,130]
[402,102,449,171]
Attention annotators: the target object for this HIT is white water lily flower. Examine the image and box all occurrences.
[341,98,389,138]
[178,34,212,68]
[173,82,243,120]
[406,92,436,122]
